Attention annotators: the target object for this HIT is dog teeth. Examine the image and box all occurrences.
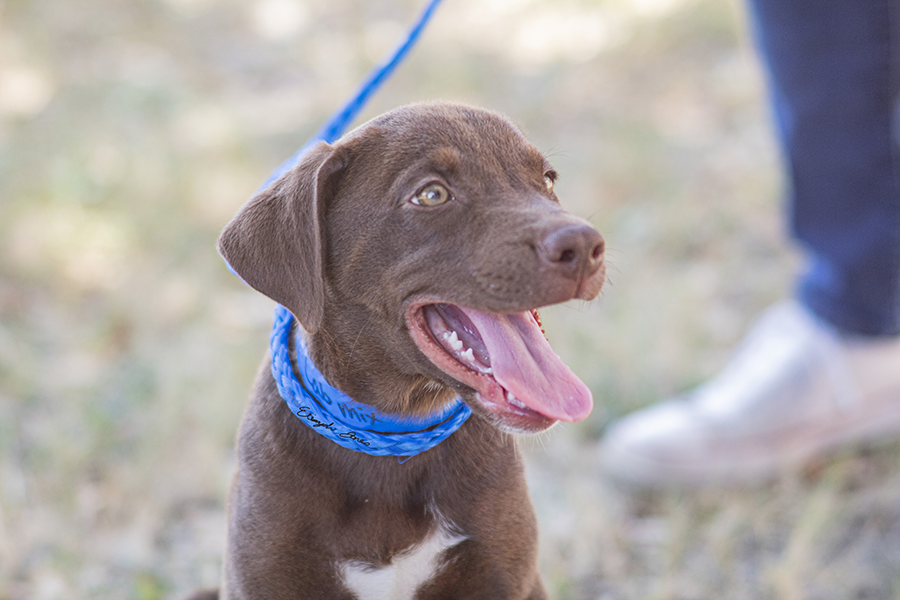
[445,330,463,351]
[442,329,491,374]
[505,391,527,410]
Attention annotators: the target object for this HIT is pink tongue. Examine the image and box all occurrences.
[458,307,593,422]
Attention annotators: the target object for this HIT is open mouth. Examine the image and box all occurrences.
[407,302,593,431]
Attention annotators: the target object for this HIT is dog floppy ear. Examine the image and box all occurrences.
[218,141,345,334]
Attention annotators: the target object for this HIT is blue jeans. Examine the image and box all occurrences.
[750,0,900,336]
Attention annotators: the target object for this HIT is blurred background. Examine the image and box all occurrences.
[3,0,900,598]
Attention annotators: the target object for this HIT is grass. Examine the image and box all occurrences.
[2,0,899,598]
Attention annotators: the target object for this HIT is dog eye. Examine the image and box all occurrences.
[412,183,451,207]
[543,175,554,194]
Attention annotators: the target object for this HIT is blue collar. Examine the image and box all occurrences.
[269,304,472,457]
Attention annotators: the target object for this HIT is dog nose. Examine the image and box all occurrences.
[539,223,605,280]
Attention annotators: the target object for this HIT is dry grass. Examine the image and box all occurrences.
[2,0,900,598]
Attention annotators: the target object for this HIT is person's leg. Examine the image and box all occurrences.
[599,0,900,486]
[753,0,900,336]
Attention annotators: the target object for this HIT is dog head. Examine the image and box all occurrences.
[219,102,605,434]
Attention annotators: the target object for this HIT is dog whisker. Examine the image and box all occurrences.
[347,315,374,361]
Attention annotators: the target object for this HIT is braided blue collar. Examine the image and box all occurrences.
[269,305,471,457]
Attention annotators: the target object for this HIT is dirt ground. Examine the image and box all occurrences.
[3,0,900,598]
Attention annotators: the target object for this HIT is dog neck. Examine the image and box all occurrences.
[270,304,471,457]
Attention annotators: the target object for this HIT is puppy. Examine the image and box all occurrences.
[202,102,605,599]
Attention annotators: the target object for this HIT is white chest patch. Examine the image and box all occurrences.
[339,520,467,600]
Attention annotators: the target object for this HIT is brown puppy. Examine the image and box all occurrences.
[203,102,605,599]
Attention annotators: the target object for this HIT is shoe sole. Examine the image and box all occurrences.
[599,391,900,488]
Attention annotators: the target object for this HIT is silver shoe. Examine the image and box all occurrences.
[599,301,900,486]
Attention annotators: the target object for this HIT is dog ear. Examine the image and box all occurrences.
[218,141,346,334]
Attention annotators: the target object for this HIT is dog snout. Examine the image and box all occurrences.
[539,223,605,281]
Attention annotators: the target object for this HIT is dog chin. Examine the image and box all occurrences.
[468,393,559,434]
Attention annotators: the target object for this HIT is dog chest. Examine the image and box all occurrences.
[338,519,466,600]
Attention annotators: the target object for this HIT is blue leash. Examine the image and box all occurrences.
[258,0,472,458]
[260,0,445,190]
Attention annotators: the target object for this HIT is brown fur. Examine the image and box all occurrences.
[187,102,605,599]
